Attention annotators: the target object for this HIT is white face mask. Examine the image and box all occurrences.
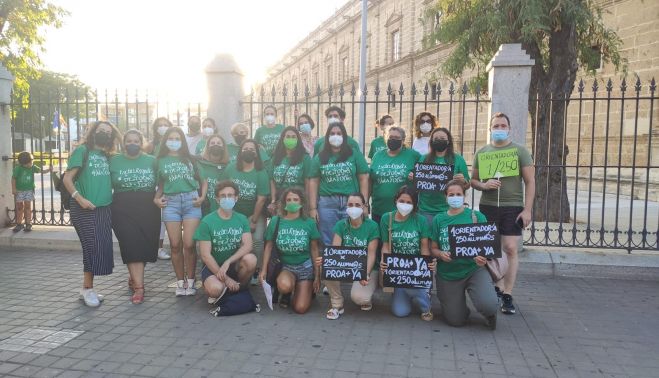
[396,202,413,216]
[420,122,432,133]
[328,134,343,147]
[202,127,214,137]
[328,117,340,125]
[346,207,363,220]
[157,126,168,136]
[265,115,276,125]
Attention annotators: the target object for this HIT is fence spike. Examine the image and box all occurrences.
[650,77,656,92]
[423,82,429,95]
[282,84,288,97]
[448,82,455,95]
[362,83,368,96]
[270,85,276,98]
[411,82,417,96]
[436,82,442,96]
[398,82,404,96]
[592,79,599,92]
[606,78,613,92]
[328,85,334,97]
[578,79,585,93]
[339,83,345,97]
[293,83,299,98]
[620,78,627,92]
[316,84,322,97]
[461,82,468,95]
[374,82,380,96]
[350,82,356,96]
[304,83,310,98]
[386,83,393,96]
[634,76,642,92]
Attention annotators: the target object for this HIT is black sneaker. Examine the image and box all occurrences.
[501,294,516,314]
[24,224,32,232]
[279,293,291,309]
[485,314,497,330]
[494,286,502,299]
[12,224,23,233]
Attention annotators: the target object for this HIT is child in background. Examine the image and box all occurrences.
[11,152,50,232]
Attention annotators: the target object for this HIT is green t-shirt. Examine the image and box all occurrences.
[254,124,285,157]
[156,156,200,195]
[194,211,250,266]
[195,138,209,156]
[268,155,311,194]
[313,135,361,156]
[432,208,487,281]
[12,165,41,191]
[417,153,470,215]
[310,152,369,196]
[67,145,112,207]
[109,153,157,193]
[265,216,321,265]
[219,162,270,216]
[380,212,430,255]
[197,159,226,214]
[368,136,387,159]
[369,148,421,217]
[473,142,533,207]
[227,143,270,164]
[333,218,380,271]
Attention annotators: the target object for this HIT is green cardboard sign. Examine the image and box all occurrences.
[477,148,520,179]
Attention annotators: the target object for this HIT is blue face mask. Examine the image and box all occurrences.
[125,144,141,156]
[219,197,236,211]
[299,123,312,134]
[447,196,464,209]
[491,130,509,142]
[166,140,182,152]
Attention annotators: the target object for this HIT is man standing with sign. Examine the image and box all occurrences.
[471,112,535,315]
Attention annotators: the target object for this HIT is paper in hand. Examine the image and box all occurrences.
[261,280,274,310]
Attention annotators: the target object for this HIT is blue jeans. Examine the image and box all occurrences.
[391,287,431,317]
[162,191,202,222]
[317,195,348,246]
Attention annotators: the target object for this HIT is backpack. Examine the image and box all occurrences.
[209,290,260,317]
[53,149,89,210]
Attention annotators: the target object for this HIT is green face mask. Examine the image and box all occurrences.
[283,137,298,150]
[284,202,303,213]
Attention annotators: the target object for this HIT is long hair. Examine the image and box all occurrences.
[394,185,419,213]
[413,111,438,138]
[201,134,229,165]
[277,186,308,218]
[272,126,305,166]
[151,117,172,146]
[84,120,121,154]
[319,122,352,165]
[157,126,194,166]
[346,191,367,221]
[424,127,455,165]
[236,139,264,171]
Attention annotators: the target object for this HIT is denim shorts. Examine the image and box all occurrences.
[15,190,34,202]
[201,263,239,283]
[282,258,314,281]
[162,191,202,222]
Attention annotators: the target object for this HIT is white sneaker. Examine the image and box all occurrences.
[80,289,100,307]
[185,279,196,296]
[175,280,186,296]
[322,286,329,295]
[158,248,171,260]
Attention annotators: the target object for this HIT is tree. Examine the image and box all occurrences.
[0,0,68,102]
[422,0,625,222]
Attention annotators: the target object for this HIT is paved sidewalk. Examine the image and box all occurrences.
[0,247,658,378]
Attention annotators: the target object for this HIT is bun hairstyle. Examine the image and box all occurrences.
[443,178,469,195]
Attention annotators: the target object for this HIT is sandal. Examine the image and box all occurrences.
[128,277,134,292]
[131,287,144,304]
[326,308,344,320]
[360,303,373,311]
[421,311,434,321]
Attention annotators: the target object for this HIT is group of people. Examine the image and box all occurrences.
[56,105,534,329]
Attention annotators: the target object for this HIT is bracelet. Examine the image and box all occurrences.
[72,191,79,199]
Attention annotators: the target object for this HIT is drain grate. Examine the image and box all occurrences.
[0,328,83,354]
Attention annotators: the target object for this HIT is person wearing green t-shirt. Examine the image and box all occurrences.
[430,179,498,329]
[260,187,321,314]
[379,186,436,321]
[63,120,120,308]
[471,112,535,316]
[369,126,420,223]
[11,151,50,233]
[197,134,229,216]
[195,181,257,305]
[312,106,362,155]
[227,122,270,164]
[109,130,160,305]
[309,122,370,248]
[415,127,471,225]
[146,117,173,261]
[254,105,285,158]
[267,126,311,215]
[194,118,219,156]
[314,193,380,320]
[368,114,394,159]
[154,126,207,298]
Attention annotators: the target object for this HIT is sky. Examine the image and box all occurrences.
[41,0,349,101]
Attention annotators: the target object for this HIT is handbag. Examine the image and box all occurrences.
[209,290,260,317]
[265,216,283,286]
[470,208,509,282]
[53,148,89,210]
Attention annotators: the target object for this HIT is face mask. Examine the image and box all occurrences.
[166,140,181,152]
[396,202,414,216]
[447,196,464,209]
[328,135,343,147]
[202,127,214,137]
[125,144,141,156]
[328,117,340,125]
[265,115,276,125]
[284,202,303,213]
[233,135,246,145]
[491,129,509,142]
[188,123,201,132]
[157,126,168,136]
[240,150,256,163]
[431,139,449,152]
[283,138,298,150]
[346,207,363,220]
[420,122,432,133]
[387,138,402,151]
[95,132,112,147]
[299,123,312,134]
[209,145,224,156]
[219,197,236,211]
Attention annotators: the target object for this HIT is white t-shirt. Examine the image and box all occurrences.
[186,133,203,156]
[412,137,430,156]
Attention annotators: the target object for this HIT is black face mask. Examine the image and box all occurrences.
[240,150,256,163]
[188,123,201,132]
[431,139,449,152]
[95,132,112,147]
[209,145,224,156]
[234,135,246,145]
[387,138,402,151]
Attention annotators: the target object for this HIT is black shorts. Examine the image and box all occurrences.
[478,204,524,236]
[201,262,240,283]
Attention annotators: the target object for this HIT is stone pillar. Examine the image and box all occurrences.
[0,65,14,227]
[206,54,245,142]
[486,44,535,143]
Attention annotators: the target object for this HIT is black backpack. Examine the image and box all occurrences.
[209,290,260,317]
[53,149,89,210]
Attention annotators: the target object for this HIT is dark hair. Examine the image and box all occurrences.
[272,126,305,166]
[297,114,315,130]
[394,185,419,213]
[264,105,277,115]
[377,114,394,127]
[490,112,511,127]
[325,106,346,120]
[424,127,455,165]
[202,134,230,165]
[84,121,121,154]
[17,151,33,165]
[151,117,173,146]
[443,178,469,195]
[157,126,194,167]
[236,139,264,171]
[414,112,438,138]
[215,179,239,198]
[123,129,144,145]
[202,117,216,128]
[278,186,308,218]
[347,191,366,204]
[188,115,201,123]
[319,122,352,165]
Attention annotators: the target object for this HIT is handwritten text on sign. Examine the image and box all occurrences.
[383,254,433,289]
[477,148,519,180]
[448,222,502,258]
[413,163,454,192]
[322,246,367,282]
